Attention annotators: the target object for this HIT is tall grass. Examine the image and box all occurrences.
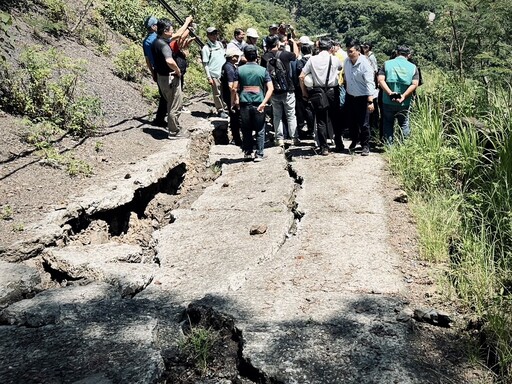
[387,69,512,381]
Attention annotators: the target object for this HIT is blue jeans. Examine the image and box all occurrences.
[382,104,411,144]
[240,103,266,156]
[271,91,297,140]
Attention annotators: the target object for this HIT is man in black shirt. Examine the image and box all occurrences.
[152,18,192,136]
[221,48,243,146]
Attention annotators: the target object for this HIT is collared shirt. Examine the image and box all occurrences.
[201,40,226,79]
[301,51,341,87]
[226,39,247,52]
[143,32,157,67]
[344,55,375,97]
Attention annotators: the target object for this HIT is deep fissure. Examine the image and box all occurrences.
[66,163,187,237]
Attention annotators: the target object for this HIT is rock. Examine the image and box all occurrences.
[413,307,452,327]
[0,282,120,326]
[42,243,156,297]
[0,261,41,308]
[394,190,408,203]
[250,224,268,235]
[396,307,414,322]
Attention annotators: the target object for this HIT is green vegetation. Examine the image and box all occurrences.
[1,205,14,220]
[178,325,219,372]
[387,70,512,380]
[0,45,102,136]
[114,42,146,82]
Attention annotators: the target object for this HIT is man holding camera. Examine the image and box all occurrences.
[377,45,419,144]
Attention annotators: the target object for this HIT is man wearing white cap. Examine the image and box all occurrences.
[221,47,243,146]
[246,28,259,46]
[202,26,228,118]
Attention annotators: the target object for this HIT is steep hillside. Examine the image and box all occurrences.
[0,2,209,249]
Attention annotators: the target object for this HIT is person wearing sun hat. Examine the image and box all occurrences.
[221,47,243,146]
[202,26,228,118]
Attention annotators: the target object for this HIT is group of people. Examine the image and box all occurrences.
[143,18,420,161]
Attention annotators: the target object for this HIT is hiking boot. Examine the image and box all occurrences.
[361,146,370,156]
[321,147,329,156]
[218,111,229,119]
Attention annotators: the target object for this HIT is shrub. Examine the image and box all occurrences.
[99,0,162,41]
[387,70,512,380]
[113,42,145,82]
[0,45,102,137]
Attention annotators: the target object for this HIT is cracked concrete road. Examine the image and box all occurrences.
[0,134,477,383]
[138,143,461,383]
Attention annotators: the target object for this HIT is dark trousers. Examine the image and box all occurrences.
[313,87,342,150]
[295,90,314,138]
[155,84,167,122]
[240,103,266,156]
[345,93,371,148]
[222,91,242,146]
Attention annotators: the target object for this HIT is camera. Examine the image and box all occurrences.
[390,92,402,100]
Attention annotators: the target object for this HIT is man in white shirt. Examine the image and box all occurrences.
[299,39,343,155]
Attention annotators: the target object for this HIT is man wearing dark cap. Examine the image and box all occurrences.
[143,16,166,127]
[377,45,419,143]
[262,24,279,52]
[233,45,274,162]
[202,27,228,118]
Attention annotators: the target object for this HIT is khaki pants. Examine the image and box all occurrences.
[210,77,226,112]
[157,74,182,133]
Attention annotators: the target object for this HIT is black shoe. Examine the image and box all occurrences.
[152,119,167,128]
[334,145,344,153]
[321,147,329,156]
[349,141,357,150]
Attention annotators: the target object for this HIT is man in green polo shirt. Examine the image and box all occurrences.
[378,45,419,144]
[201,26,228,118]
[233,45,274,162]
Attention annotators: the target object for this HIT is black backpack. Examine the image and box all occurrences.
[266,51,290,92]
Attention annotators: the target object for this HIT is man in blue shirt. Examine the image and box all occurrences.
[343,40,376,156]
[378,45,419,144]
[142,16,166,127]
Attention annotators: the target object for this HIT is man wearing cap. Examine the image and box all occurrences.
[377,45,419,143]
[246,28,259,46]
[143,16,166,127]
[233,44,274,162]
[221,47,243,146]
[201,27,228,118]
[262,24,279,52]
